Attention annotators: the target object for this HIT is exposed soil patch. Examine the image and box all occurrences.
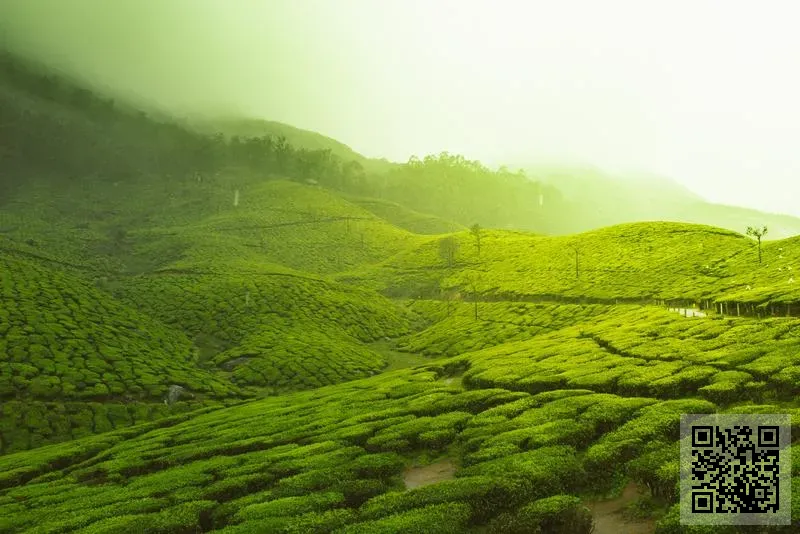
[402,458,457,489]
[586,482,656,534]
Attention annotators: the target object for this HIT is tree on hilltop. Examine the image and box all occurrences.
[746,226,768,264]
[439,236,459,268]
[470,223,483,256]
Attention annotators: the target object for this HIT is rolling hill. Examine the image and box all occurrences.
[525,165,800,239]
[3,47,800,534]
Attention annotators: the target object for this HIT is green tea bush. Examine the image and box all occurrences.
[335,502,472,534]
[233,491,346,522]
[360,475,525,523]
[459,446,585,500]
[488,494,593,534]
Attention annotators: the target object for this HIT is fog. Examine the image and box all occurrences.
[2,0,800,216]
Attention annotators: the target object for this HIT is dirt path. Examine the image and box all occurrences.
[585,482,656,534]
[402,458,457,489]
[368,340,431,372]
[668,307,706,317]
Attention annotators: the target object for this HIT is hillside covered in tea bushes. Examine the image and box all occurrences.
[3,47,800,534]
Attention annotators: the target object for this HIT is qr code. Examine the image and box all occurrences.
[680,414,791,526]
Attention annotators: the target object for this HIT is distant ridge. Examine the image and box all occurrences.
[186,116,397,174]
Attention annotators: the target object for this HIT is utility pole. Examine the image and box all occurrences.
[569,245,580,279]
[466,272,481,321]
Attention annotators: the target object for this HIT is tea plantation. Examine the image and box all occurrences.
[2,314,800,532]
[6,42,800,533]
[5,178,800,532]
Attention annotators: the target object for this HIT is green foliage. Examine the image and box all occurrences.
[488,494,593,534]
[10,43,800,534]
[344,196,465,235]
[0,254,239,403]
[0,50,397,201]
[345,222,755,302]
[380,152,565,233]
[361,475,524,523]
[336,502,471,534]
[396,302,613,357]
[0,400,211,454]
[233,491,346,522]
[459,446,585,500]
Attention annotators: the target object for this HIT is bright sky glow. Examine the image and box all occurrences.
[2,0,800,215]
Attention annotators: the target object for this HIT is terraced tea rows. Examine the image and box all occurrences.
[342,196,465,235]
[7,47,800,534]
[6,175,800,532]
[212,325,387,390]
[712,235,800,307]
[159,180,425,275]
[396,301,617,357]
[2,338,798,533]
[459,306,800,404]
[0,400,222,455]
[112,272,415,389]
[0,255,239,402]
[341,222,755,301]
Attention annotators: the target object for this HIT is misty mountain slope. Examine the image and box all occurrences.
[188,117,397,175]
[136,111,800,243]
[527,166,703,209]
[0,52,226,208]
[526,165,800,239]
[10,45,796,248]
[374,153,570,234]
[1,50,433,278]
[341,196,466,235]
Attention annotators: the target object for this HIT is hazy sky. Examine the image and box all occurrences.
[2,1,800,216]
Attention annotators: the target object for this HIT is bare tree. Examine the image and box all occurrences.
[745,226,768,264]
[464,272,481,321]
[441,286,461,317]
[439,236,459,268]
[568,244,581,279]
[470,223,483,256]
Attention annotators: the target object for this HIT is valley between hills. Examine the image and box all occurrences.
[2,50,800,534]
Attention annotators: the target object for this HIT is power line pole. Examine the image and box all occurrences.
[569,245,580,279]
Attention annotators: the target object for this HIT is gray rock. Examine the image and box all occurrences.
[165,384,186,406]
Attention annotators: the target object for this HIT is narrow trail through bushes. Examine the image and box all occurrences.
[368,339,431,372]
[402,458,457,489]
[585,482,656,534]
